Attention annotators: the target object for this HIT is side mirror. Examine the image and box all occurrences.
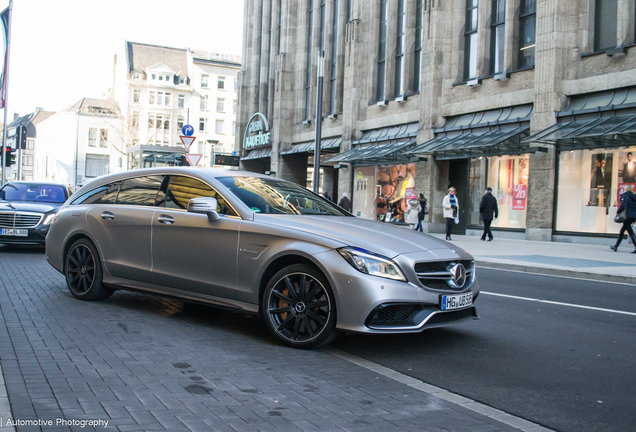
[187,197,221,222]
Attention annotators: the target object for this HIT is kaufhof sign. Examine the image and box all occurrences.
[243,112,271,149]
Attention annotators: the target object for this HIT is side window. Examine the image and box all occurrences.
[115,176,164,206]
[71,182,121,205]
[162,175,237,216]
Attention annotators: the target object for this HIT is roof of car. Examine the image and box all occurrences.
[79,167,274,188]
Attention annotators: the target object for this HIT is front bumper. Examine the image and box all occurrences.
[0,224,50,245]
[315,249,479,334]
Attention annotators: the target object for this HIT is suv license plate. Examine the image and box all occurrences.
[441,293,473,310]
[1,228,28,237]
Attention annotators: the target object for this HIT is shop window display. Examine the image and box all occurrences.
[556,147,636,234]
[351,163,416,222]
[487,155,528,229]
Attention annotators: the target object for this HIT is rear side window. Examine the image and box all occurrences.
[71,182,121,205]
[161,175,237,216]
[115,176,164,206]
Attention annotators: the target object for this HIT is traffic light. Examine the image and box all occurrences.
[4,147,15,167]
[176,155,189,166]
[18,125,27,150]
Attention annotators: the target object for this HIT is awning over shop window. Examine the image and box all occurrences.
[406,127,531,160]
[354,123,418,145]
[242,147,272,160]
[281,137,341,155]
[325,140,417,165]
[522,114,636,151]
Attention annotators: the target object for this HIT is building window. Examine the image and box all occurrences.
[201,74,209,88]
[201,95,208,111]
[88,128,97,147]
[395,0,406,97]
[233,99,238,113]
[215,120,224,134]
[134,71,141,79]
[86,154,110,178]
[305,0,314,120]
[413,0,423,93]
[157,92,164,106]
[149,91,156,104]
[177,117,184,132]
[198,141,205,155]
[199,118,206,132]
[329,0,339,114]
[594,0,618,51]
[218,76,225,90]
[165,93,171,107]
[377,0,388,101]
[178,76,186,84]
[99,129,108,148]
[132,113,139,128]
[464,0,479,80]
[133,89,140,103]
[233,121,236,135]
[346,0,352,22]
[217,98,225,112]
[234,78,238,92]
[178,94,185,108]
[151,74,156,80]
[490,0,505,75]
[518,0,536,68]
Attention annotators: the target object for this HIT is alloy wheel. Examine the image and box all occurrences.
[67,244,96,294]
[266,272,332,344]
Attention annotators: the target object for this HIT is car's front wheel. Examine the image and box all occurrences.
[64,238,113,301]
[262,264,338,349]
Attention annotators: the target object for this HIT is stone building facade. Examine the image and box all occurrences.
[238,0,636,243]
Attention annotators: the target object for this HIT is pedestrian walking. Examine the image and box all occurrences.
[416,193,427,232]
[338,193,351,212]
[405,194,421,230]
[611,184,636,253]
[479,187,498,241]
[442,187,458,240]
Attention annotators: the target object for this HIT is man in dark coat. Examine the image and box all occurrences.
[479,187,498,241]
[338,193,351,212]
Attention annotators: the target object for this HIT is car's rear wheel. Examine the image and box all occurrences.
[65,238,113,301]
[262,264,338,349]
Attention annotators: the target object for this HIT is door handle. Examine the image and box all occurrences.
[101,212,115,220]
[158,215,175,225]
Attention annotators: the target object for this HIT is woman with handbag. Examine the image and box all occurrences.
[442,187,458,241]
[611,184,636,253]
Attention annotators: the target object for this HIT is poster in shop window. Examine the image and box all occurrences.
[589,153,613,207]
[375,163,416,222]
[617,151,636,206]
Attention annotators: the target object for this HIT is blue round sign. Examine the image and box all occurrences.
[182,125,194,136]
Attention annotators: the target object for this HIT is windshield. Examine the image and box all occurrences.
[0,183,66,203]
[217,176,349,216]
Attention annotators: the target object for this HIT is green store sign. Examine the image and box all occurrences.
[243,112,271,149]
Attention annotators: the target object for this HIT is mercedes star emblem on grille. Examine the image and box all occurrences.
[450,263,467,288]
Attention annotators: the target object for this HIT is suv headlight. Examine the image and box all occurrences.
[337,247,406,282]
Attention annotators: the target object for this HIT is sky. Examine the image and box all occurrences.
[1,0,244,117]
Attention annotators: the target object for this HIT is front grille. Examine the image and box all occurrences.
[367,304,424,326]
[415,259,474,291]
[0,212,42,228]
[426,307,477,325]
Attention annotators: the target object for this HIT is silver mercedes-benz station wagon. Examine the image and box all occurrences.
[46,168,478,349]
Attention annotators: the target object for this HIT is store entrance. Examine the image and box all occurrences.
[448,159,469,235]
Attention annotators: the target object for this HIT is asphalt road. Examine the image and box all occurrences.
[332,268,636,432]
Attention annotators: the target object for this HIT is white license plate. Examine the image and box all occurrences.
[1,228,28,237]
[441,292,473,310]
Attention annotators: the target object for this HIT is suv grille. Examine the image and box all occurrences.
[415,259,474,291]
[0,212,42,228]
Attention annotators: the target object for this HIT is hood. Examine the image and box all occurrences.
[626,191,636,202]
[408,199,419,208]
[255,215,454,258]
[0,201,61,214]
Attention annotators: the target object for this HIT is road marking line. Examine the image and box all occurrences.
[326,347,554,432]
[481,291,636,316]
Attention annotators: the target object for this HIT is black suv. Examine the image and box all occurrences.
[0,182,72,245]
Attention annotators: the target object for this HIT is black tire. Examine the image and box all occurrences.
[262,264,338,349]
[64,238,113,301]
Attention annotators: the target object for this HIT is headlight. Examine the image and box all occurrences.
[41,212,59,226]
[337,247,406,282]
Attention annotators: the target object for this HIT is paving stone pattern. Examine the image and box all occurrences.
[0,247,519,432]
